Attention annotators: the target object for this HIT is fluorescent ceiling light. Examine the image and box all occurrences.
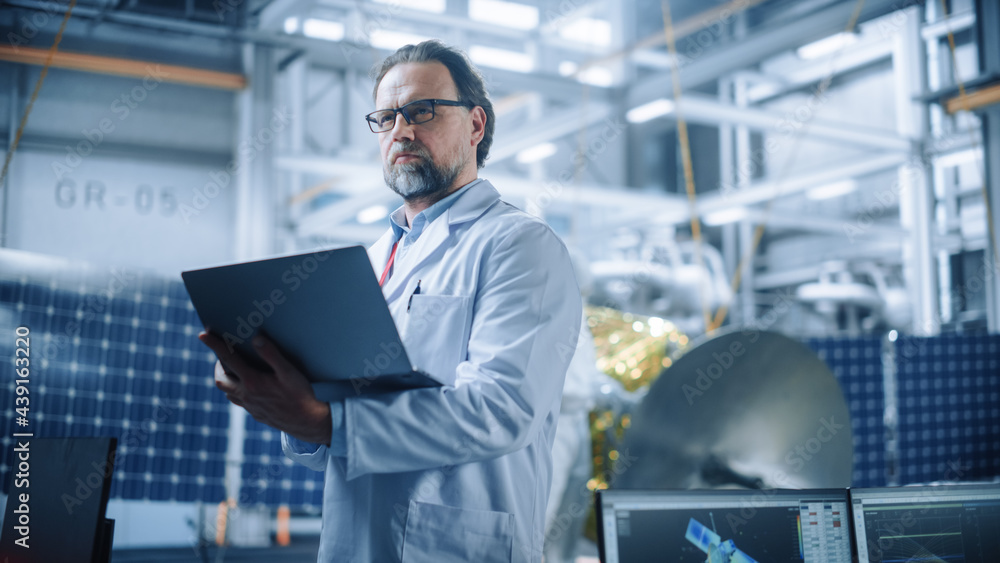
[302,18,344,42]
[559,17,612,47]
[468,45,534,73]
[797,32,858,60]
[703,207,748,226]
[370,30,432,51]
[577,66,614,87]
[374,0,445,13]
[806,179,857,200]
[516,142,558,164]
[626,98,675,123]
[469,0,539,30]
[357,204,389,224]
[284,17,299,34]
[558,61,578,76]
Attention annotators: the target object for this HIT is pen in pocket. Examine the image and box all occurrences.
[407,280,422,312]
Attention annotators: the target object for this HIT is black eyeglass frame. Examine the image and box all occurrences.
[365,99,473,133]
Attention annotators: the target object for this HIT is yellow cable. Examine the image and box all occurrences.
[708,0,868,331]
[0,0,78,192]
[661,0,713,333]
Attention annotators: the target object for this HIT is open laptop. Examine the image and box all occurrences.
[850,483,1000,563]
[182,246,441,399]
[596,488,853,563]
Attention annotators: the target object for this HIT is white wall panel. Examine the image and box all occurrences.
[5,150,235,275]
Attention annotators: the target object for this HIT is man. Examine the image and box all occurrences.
[199,40,581,562]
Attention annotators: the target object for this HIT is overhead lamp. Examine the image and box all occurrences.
[469,0,539,30]
[806,179,857,201]
[370,30,432,51]
[578,66,614,87]
[626,98,675,123]
[559,61,578,76]
[797,32,858,60]
[516,142,558,164]
[703,207,749,226]
[468,45,534,73]
[302,18,345,42]
[283,17,299,34]
[559,17,612,48]
[374,0,445,13]
[356,204,389,225]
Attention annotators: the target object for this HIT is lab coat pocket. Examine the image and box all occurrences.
[401,500,514,563]
[403,295,472,386]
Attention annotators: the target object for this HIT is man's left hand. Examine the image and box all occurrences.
[199,332,333,446]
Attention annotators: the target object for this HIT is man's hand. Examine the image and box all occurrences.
[199,332,332,446]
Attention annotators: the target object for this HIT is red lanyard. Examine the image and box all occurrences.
[378,240,399,287]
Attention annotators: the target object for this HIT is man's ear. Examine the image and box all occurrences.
[469,106,487,147]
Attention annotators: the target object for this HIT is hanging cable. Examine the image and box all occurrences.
[707,0,869,332]
[661,0,714,333]
[0,0,79,192]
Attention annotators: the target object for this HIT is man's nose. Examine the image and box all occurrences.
[389,113,416,141]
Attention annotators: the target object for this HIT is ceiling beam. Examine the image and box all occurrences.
[945,80,1000,113]
[487,104,616,163]
[674,94,912,150]
[625,0,903,110]
[0,45,246,90]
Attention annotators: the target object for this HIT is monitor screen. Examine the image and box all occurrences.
[850,483,1000,563]
[596,489,852,563]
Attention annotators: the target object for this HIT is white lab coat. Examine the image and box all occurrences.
[282,180,582,562]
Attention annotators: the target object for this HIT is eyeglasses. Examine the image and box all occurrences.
[365,99,472,133]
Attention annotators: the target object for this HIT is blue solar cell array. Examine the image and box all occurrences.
[805,336,887,487]
[0,271,229,503]
[1,257,998,510]
[894,333,1000,484]
[239,417,324,510]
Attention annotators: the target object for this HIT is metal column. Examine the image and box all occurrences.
[894,6,940,336]
[976,0,1000,332]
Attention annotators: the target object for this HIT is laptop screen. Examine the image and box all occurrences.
[850,483,1000,563]
[596,489,852,563]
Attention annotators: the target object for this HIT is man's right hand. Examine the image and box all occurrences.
[199,332,333,446]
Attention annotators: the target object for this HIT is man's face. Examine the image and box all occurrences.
[375,61,480,201]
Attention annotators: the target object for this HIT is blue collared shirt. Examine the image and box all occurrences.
[387,178,482,261]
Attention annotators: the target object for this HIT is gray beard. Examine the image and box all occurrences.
[384,154,463,203]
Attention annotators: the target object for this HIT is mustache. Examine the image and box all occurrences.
[388,141,430,163]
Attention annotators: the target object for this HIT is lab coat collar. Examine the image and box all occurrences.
[370,179,501,298]
[443,178,500,226]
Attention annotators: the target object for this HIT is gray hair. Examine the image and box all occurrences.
[371,40,495,169]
